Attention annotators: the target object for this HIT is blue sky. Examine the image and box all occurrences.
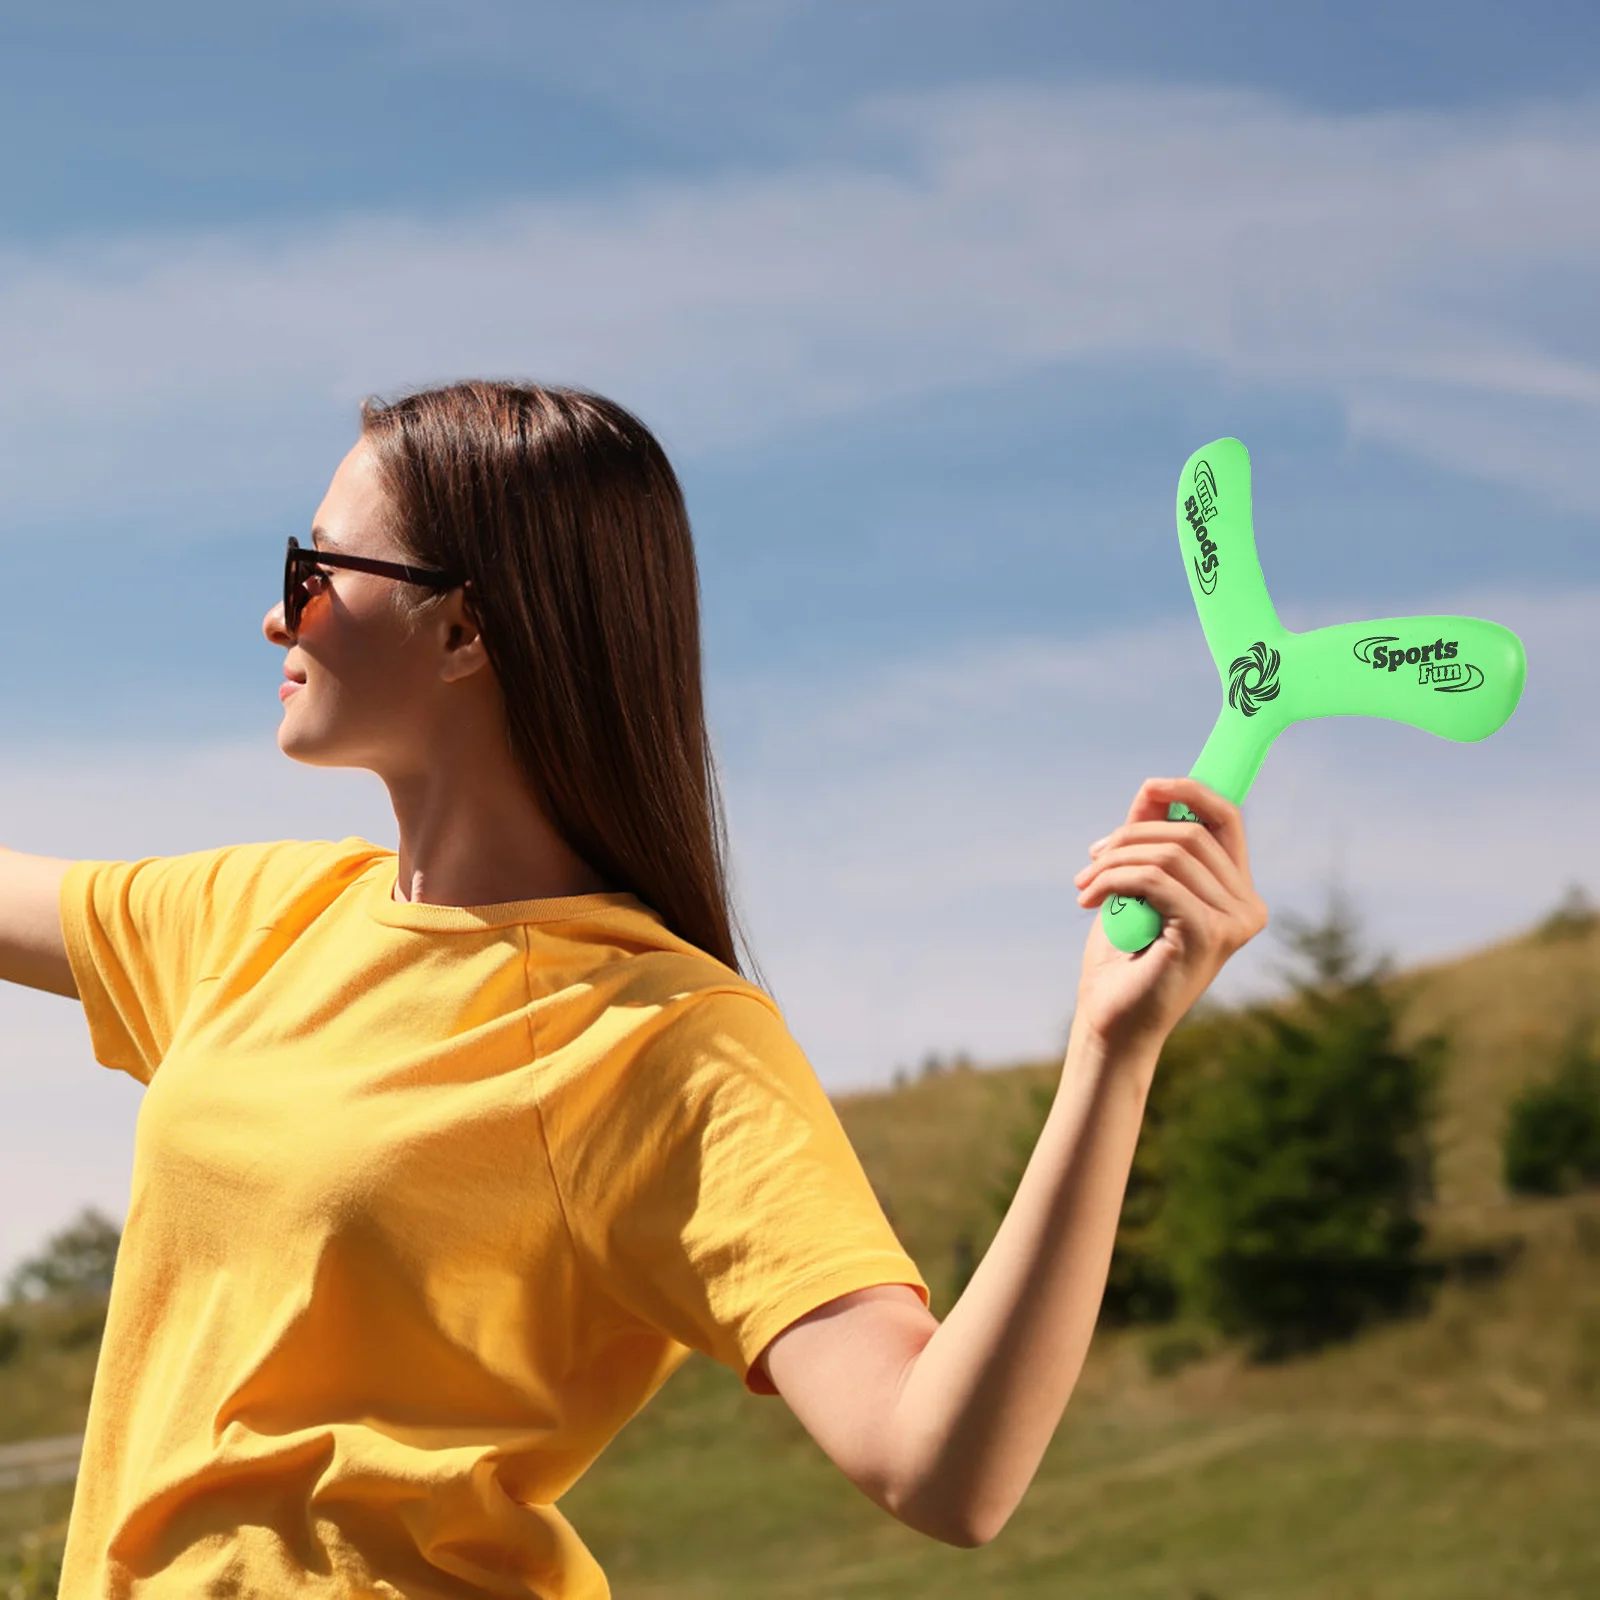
[2,1,1598,1270]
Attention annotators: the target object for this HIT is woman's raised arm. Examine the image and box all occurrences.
[0,846,79,998]
[760,777,1267,1547]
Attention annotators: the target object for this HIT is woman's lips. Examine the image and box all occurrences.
[279,680,303,702]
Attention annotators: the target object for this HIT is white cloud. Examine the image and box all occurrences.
[2,584,1587,1272]
[3,86,1600,528]
[723,581,1597,1081]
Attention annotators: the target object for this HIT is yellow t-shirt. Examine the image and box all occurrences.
[57,837,926,1599]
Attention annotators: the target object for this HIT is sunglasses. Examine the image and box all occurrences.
[283,535,467,639]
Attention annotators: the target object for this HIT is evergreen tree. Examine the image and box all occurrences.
[987,1008,1238,1326]
[1098,1007,1241,1324]
[1160,897,1440,1357]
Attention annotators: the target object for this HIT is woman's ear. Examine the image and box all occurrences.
[439,591,492,682]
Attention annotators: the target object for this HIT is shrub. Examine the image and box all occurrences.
[1503,1033,1600,1195]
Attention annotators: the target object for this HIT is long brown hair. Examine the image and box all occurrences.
[360,380,746,975]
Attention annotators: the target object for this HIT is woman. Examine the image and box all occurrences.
[0,381,1265,1598]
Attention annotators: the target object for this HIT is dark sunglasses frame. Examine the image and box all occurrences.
[283,536,467,638]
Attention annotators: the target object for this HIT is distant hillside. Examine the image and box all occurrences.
[836,913,1600,1315]
[1395,917,1600,1216]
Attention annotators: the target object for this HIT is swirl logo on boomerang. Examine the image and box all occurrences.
[1352,634,1484,693]
[1183,459,1220,596]
[1228,640,1281,718]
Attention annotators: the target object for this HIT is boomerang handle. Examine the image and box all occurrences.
[1097,800,1205,953]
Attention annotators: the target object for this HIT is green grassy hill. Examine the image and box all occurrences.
[4,916,1598,1596]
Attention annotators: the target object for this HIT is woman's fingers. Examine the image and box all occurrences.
[1079,821,1247,907]
[1080,778,1267,947]
[1118,778,1253,879]
[1082,852,1265,957]
[1080,860,1215,942]
[1076,836,1235,917]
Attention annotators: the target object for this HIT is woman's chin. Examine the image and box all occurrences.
[276,714,328,763]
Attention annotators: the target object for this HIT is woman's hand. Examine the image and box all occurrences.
[1072,777,1267,1055]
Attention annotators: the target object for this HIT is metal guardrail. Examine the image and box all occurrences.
[0,1434,83,1491]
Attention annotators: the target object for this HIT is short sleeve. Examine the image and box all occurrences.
[59,837,380,1084]
[540,988,928,1393]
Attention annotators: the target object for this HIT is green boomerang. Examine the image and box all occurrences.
[1099,438,1528,955]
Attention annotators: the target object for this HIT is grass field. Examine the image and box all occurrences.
[2,915,1597,1596]
[0,1483,69,1599]
[561,1171,1600,1597]
[561,1348,1600,1598]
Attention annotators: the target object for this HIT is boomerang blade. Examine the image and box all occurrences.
[1099,439,1528,955]
[1280,616,1525,739]
[1177,437,1282,669]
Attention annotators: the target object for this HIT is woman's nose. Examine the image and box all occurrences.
[263,601,291,647]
